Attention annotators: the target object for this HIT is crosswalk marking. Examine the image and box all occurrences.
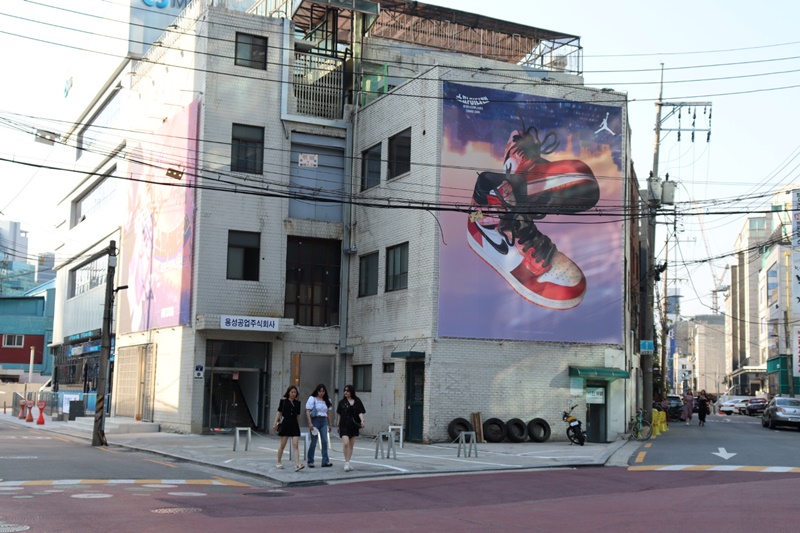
[0,478,250,487]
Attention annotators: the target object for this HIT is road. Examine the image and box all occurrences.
[1,414,798,532]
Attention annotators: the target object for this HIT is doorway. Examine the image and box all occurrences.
[405,361,425,442]
[585,381,607,443]
[203,340,270,432]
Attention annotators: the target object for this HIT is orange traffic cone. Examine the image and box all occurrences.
[25,406,34,423]
[36,407,45,425]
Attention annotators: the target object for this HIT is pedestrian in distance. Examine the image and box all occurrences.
[697,390,709,427]
[273,385,304,472]
[306,383,333,468]
[683,390,695,426]
[336,384,366,472]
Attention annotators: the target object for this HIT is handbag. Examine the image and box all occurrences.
[276,418,283,433]
[310,398,318,418]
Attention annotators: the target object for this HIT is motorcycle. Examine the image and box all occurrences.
[562,404,586,446]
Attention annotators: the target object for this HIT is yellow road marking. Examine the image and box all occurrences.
[634,451,646,463]
[100,447,121,454]
[145,459,177,468]
[644,443,652,448]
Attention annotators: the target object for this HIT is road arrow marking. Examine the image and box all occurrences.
[712,447,737,460]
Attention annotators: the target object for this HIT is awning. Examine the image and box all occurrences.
[391,351,425,359]
[569,366,630,381]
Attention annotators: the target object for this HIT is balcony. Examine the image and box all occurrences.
[289,50,345,121]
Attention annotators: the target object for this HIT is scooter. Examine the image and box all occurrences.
[562,404,586,446]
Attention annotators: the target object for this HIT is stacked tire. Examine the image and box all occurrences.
[449,416,551,443]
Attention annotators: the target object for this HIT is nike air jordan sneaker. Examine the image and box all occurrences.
[467,172,587,310]
[504,127,600,214]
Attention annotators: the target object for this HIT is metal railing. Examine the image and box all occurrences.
[289,51,345,120]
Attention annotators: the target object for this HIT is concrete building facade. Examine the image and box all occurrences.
[46,0,640,442]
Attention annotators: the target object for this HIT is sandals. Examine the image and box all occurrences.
[295,464,305,472]
[276,463,284,469]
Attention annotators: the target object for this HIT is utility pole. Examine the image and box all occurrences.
[645,64,712,413]
[92,240,117,447]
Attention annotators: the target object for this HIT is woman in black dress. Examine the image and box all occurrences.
[697,390,709,427]
[273,385,304,471]
[336,385,366,472]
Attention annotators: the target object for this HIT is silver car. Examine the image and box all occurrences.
[762,397,800,430]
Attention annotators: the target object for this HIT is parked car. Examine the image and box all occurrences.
[745,398,768,416]
[717,398,750,415]
[762,397,800,429]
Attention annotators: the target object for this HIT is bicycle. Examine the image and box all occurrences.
[628,408,653,441]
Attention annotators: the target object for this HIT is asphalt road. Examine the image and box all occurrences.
[1,413,799,532]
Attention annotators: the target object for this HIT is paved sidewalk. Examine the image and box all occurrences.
[0,413,634,486]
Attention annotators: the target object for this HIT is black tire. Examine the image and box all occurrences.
[527,418,552,443]
[768,416,776,430]
[483,418,506,443]
[566,426,585,445]
[505,418,527,442]
[447,418,474,441]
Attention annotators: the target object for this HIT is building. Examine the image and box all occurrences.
[725,215,770,395]
[0,280,54,382]
[44,0,640,441]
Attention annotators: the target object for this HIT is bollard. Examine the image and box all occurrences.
[25,400,34,423]
[36,400,46,425]
[18,399,26,420]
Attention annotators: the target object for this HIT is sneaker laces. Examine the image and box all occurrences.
[507,126,559,163]
[499,215,556,268]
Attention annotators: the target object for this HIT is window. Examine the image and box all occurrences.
[284,237,340,326]
[231,124,264,174]
[69,256,108,298]
[386,242,408,292]
[358,252,378,297]
[76,87,121,159]
[361,144,381,190]
[235,32,267,70]
[383,362,394,373]
[227,230,260,281]
[73,166,117,227]
[2,335,24,348]
[354,364,372,392]
[388,128,411,178]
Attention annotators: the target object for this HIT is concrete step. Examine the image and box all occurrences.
[70,416,160,434]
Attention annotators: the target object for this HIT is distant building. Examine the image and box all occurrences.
[0,280,55,382]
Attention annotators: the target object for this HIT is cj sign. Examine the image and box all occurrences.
[142,0,190,8]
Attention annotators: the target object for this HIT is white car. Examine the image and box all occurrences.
[719,398,750,415]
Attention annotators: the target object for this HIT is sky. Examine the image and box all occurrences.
[3,0,800,318]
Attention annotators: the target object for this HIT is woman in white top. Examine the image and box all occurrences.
[305,384,333,467]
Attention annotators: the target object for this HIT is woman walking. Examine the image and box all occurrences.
[306,384,333,468]
[273,385,304,471]
[683,390,695,426]
[697,390,709,427]
[336,385,366,472]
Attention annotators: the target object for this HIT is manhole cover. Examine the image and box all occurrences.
[151,507,203,514]
[244,491,292,498]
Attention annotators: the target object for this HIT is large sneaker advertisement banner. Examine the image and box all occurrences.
[117,99,198,334]
[439,82,623,344]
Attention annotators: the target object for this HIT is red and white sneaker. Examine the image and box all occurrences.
[467,173,587,310]
[504,126,599,213]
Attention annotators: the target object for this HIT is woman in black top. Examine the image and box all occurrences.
[336,385,366,472]
[273,385,304,471]
[697,390,709,427]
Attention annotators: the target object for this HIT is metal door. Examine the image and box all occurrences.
[405,361,425,442]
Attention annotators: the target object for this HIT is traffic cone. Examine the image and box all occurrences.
[18,404,26,420]
[36,407,45,425]
[25,406,34,423]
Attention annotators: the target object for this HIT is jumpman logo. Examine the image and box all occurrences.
[595,112,615,135]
